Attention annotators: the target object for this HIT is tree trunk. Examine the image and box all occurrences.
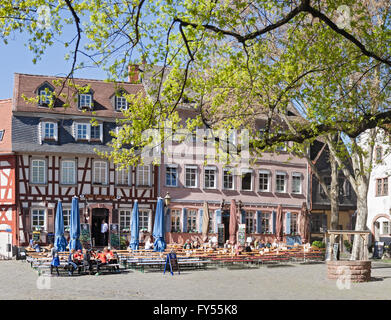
[351,178,369,260]
[329,155,339,230]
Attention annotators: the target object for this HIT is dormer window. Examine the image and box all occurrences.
[116,96,128,111]
[40,89,52,105]
[36,83,54,107]
[41,121,58,141]
[74,122,103,142]
[113,90,128,111]
[78,93,93,110]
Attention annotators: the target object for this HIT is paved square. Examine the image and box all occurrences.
[1,261,391,299]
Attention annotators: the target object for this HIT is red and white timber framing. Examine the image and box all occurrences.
[16,154,158,246]
[0,155,17,245]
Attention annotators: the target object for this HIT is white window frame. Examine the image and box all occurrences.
[245,211,255,234]
[90,123,103,140]
[292,172,302,194]
[185,165,198,188]
[61,160,76,185]
[63,208,71,228]
[187,209,198,233]
[115,95,128,111]
[39,89,52,105]
[165,165,178,187]
[31,208,46,231]
[119,209,132,231]
[75,122,103,142]
[136,165,151,187]
[31,159,46,184]
[276,171,287,193]
[139,209,150,231]
[241,169,253,191]
[171,209,182,232]
[42,121,58,141]
[223,168,234,190]
[258,170,270,192]
[204,166,217,189]
[93,160,108,185]
[382,221,390,235]
[116,166,131,186]
[79,93,92,109]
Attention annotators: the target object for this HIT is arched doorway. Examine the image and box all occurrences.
[371,214,391,245]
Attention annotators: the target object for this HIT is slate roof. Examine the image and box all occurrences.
[12,115,117,155]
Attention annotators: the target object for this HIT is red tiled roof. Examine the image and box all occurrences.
[13,73,145,118]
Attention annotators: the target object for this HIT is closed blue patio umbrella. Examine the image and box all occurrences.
[54,200,68,251]
[129,200,139,250]
[152,197,166,252]
[69,196,82,251]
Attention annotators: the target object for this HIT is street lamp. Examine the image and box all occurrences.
[164,192,171,206]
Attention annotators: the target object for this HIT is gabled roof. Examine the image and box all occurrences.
[13,73,145,118]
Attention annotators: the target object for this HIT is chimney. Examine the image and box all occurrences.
[128,64,140,83]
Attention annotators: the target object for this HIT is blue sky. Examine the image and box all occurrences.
[0,26,109,99]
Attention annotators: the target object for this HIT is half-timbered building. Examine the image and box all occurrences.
[2,73,159,248]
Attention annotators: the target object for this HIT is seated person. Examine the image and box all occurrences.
[83,249,95,275]
[28,238,34,248]
[266,242,272,248]
[272,239,279,248]
[192,240,200,249]
[259,241,266,249]
[254,239,259,249]
[95,250,107,274]
[223,240,231,249]
[105,247,119,271]
[245,244,252,252]
[67,249,78,276]
[183,239,192,250]
[144,237,154,250]
[32,241,41,253]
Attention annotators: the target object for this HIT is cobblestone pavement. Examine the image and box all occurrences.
[1,260,391,299]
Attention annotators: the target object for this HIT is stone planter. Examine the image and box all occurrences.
[327,260,371,282]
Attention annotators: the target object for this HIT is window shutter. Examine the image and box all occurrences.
[182,208,187,232]
[111,209,119,224]
[272,210,276,234]
[165,208,171,233]
[214,209,221,233]
[99,123,104,142]
[38,122,43,145]
[256,211,262,234]
[286,211,291,234]
[198,209,203,233]
[241,209,246,224]
[54,122,58,142]
[72,121,76,140]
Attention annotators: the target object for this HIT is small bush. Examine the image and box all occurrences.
[311,240,325,248]
[344,240,352,253]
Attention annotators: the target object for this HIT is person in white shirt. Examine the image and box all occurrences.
[144,237,153,250]
[101,220,108,246]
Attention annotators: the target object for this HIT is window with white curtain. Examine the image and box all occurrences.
[31,159,46,184]
[61,160,76,184]
[137,165,150,186]
[93,161,107,184]
[116,166,130,185]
